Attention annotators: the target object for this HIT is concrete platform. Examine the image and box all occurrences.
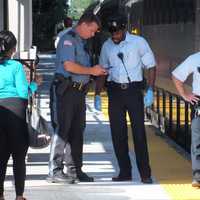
[3,53,200,200]
[4,98,169,200]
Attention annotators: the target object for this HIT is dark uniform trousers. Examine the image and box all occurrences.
[107,82,151,179]
[49,80,86,175]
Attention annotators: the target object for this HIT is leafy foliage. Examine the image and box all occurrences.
[68,0,94,20]
[32,0,97,51]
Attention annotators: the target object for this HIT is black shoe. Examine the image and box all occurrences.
[77,171,94,182]
[46,171,75,184]
[141,177,153,184]
[112,175,132,182]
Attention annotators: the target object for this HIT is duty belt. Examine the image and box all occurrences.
[53,73,91,95]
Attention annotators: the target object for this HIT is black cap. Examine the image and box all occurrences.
[107,14,127,33]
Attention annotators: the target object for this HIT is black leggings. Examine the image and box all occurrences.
[0,98,28,196]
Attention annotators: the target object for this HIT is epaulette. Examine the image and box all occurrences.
[67,30,76,38]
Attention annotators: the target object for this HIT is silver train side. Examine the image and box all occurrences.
[126,0,196,83]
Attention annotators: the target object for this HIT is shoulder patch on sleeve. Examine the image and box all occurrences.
[64,40,73,46]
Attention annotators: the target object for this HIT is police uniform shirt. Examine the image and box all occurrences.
[55,27,91,84]
[99,32,156,83]
[55,28,71,48]
[172,52,200,96]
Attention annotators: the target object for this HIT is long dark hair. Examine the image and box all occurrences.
[0,30,17,61]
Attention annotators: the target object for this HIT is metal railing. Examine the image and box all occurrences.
[15,55,40,82]
[146,87,192,153]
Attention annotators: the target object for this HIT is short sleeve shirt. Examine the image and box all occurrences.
[55,27,91,83]
[99,32,156,83]
[172,52,200,95]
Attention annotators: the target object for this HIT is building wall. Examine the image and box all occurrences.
[8,0,32,54]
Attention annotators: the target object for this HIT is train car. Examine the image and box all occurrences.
[127,0,197,81]
[121,0,200,152]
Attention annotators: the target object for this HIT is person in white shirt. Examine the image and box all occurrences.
[172,52,200,187]
[95,13,156,183]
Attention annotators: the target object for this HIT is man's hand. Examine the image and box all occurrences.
[172,75,200,104]
[91,65,107,76]
[94,95,102,111]
[182,92,200,105]
[144,87,154,108]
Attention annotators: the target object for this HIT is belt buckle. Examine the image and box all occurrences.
[121,83,128,90]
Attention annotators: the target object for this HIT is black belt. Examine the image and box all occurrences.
[107,81,144,90]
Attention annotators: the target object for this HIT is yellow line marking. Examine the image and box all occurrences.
[89,92,200,200]
[146,128,200,200]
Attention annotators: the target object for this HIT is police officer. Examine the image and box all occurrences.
[95,13,156,183]
[47,12,107,183]
[172,53,200,187]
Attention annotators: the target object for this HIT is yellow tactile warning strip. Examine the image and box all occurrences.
[89,92,200,200]
[146,127,200,200]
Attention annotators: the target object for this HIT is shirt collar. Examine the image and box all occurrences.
[124,32,132,42]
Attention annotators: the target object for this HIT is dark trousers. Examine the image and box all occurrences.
[0,98,28,196]
[107,83,151,179]
[49,85,86,173]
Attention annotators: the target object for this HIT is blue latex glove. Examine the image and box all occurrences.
[144,87,154,108]
[94,95,102,111]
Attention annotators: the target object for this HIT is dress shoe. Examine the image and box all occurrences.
[0,196,5,200]
[141,177,153,184]
[46,171,75,184]
[77,171,94,182]
[112,175,132,182]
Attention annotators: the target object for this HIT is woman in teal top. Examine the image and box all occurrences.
[0,30,37,200]
[0,59,37,99]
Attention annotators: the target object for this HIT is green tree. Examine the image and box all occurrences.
[68,0,94,20]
